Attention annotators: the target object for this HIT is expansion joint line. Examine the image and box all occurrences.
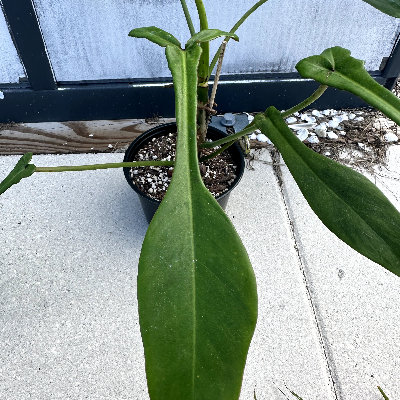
[269,148,341,400]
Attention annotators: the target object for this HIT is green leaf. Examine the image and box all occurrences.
[128,26,181,48]
[362,0,400,17]
[138,44,257,399]
[296,46,400,126]
[255,107,400,277]
[185,29,239,49]
[0,152,35,196]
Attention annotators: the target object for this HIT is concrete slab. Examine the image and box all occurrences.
[280,146,400,400]
[0,152,333,399]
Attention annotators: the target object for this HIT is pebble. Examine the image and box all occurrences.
[296,129,309,141]
[327,131,338,139]
[355,117,364,122]
[301,114,316,123]
[312,110,323,117]
[249,133,257,140]
[286,117,297,124]
[288,123,316,130]
[256,133,270,143]
[315,125,327,138]
[349,113,356,119]
[328,120,340,128]
[307,135,319,144]
[384,132,399,142]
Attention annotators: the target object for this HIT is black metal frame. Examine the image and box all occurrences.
[0,0,399,124]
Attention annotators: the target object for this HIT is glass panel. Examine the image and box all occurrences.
[0,6,26,84]
[32,0,400,82]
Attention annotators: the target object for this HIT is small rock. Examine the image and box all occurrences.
[296,129,309,141]
[338,130,346,135]
[315,126,327,138]
[327,131,338,139]
[108,144,113,148]
[288,123,316,130]
[249,133,257,140]
[328,120,340,128]
[349,113,356,119]
[167,168,174,178]
[256,133,270,143]
[286,117,297,124]
[89,134,94,137]
[355,117,364,122]
[384,132,399,142]
[324,151,331,156]
[312,110,323,117]
[307,135,319,144]
[301,114,316,123]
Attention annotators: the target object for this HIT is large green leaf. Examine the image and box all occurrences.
[128,26,181,48]
[138,44,257,399]
[185,29,239,49]
[361,0,400,17]
[0,153,35,196]
[255,107,400,277]
[296,47,400,126]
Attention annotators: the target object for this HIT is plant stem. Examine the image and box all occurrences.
[209,41,227,111]
[209,0,270,76]
[35,160,174,173]
[199,141,233,162]
[180,0,195,36]
[281,84,328,118]
[194,0,209,146]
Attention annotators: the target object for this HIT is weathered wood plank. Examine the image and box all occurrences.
[0,117,175,155]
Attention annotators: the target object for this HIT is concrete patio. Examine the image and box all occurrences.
[0,146,399,400]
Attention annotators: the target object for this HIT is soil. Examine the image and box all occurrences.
[129,132,237,201]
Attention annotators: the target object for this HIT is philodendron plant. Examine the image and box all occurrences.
[2,0,400,398]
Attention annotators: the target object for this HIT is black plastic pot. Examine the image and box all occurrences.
[123,122,245,223]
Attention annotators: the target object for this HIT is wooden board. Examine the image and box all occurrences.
[0,117,175,155]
